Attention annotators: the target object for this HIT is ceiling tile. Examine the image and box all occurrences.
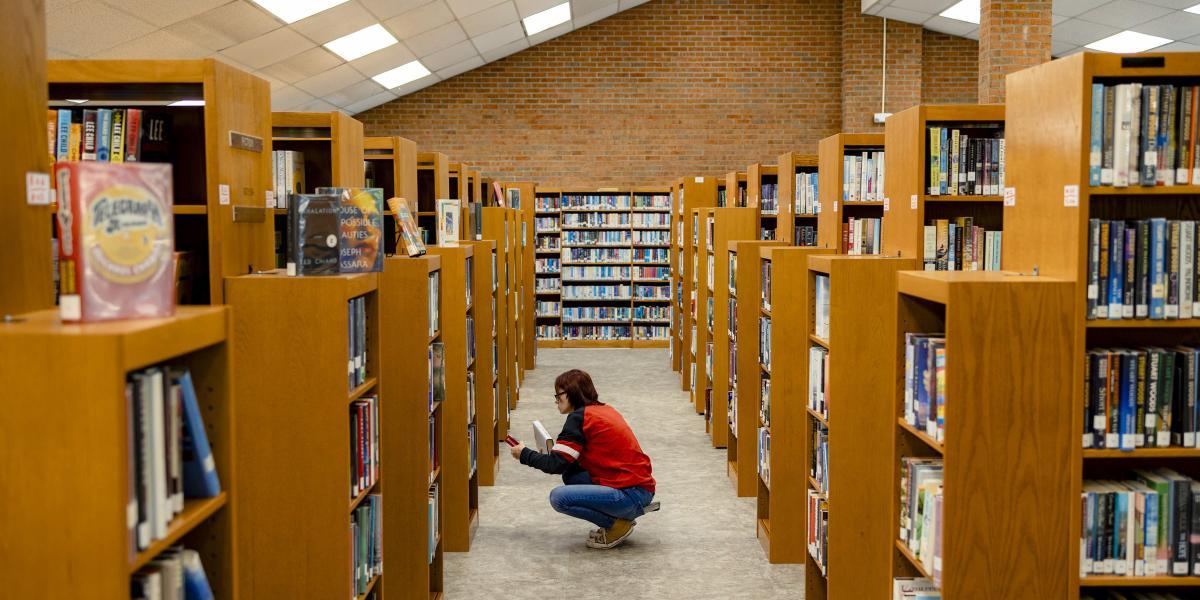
[271,85,315,110]
[571,0,612,15]
[1052,17,1119,46]
[461,1,520,36]
[1053,14,1068,25]
[91,29,212,59]
[480,37,528,61]
[345,90,399,113]
[221,27,316,69]
[436,55,485,79]
[360,0,434,20]
[1188,32,1200,44]
[48,0,82,11]
[1156,40,1200,51]
[295,63,367,96]
[390,72,441,95]
[471,21,524,53]
[350,43,419,77]
[384,1,456,39]
[889,0,954,13]
[1132,11,1200,42]
[294,98,340,112]
[102,0,230,27]
[326,78,388,107]
[877,5,932,24]
[920,15,977,38]
[1050,0,1110,18]
[1076,0,1174,28]
[48,0,157,56]
[516,0,563,18]
[254,71,291,92]
[573,1,617,27]
[260,46,344,83]
[166,1,282,52]
[47,47,81,59]
[446,0,507,18]
[404,21,467,56]
[291,1,380,44]
[527,20,570,45]
[422,39,478,71]
[1051,39,1079,56]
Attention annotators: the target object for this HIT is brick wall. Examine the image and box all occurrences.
[978,0,1051,103]
[841,1,923,133]
[922,30,978,104]
[357,0,979,187]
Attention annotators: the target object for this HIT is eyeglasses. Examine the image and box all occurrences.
[553,392,567,401]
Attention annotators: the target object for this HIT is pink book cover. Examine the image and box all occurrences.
[56,161,175,322]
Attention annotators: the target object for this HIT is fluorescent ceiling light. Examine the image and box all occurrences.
[65,99,88,104]
[1085,30,1173,54]
[169,100,205,107]
[372,61,431,89]
[939,0,979,24]
[324,24,397,61]
[523,2,571,36]
[1186,3,1200,14]
[248,0,348,24]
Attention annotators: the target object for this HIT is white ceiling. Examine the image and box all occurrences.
[46,0,650,113]
[862,0,1200,57]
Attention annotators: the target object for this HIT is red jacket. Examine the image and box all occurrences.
[520,403,655,493]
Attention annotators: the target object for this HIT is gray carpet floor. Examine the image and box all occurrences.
[444,348,804,599]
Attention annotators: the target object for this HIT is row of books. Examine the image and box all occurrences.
[534,258,561,274]
[808,346,829,421]
[633,230,670,245]
[760,183,779,214]
[633,305,670,320]
[563,284,632,300]
[810,421,829,493]
[1084,347,1200,450]
[563,231,629,245]
[48,107,157,164]
[904,333,946,443]
[427,343,444,413]
[844,150,885,202]
[807,488,828,576]
[635,284,671,300]
[891,578,940,599]
[535,301,561,317]
[563,213,630,228]
[465,315,476,366]
[535,279,561,292]
[1081,469,1200,578]
[757,427,772,487]
[926,125,1005,196]
[535,196,561,211]
[349,396,380,498]
[814,274,830,340]
[898,457,944,584]
[633,213,670,228]
[563,265,629,280]
[921,219,1002,272]
[563,248,630,263]
[759,316,772,371]
[468,423,477,477]
[795,172,819,216]
[795,225,817,247]
[727,296,738,336]
[1087,218,1200,321]
[131,547,215,600]
[286,188,385,276]
[427,415,438,478]
[635,266,669,280]
[634,248,669,263]
[562,194,631,210]
[760,226,777,241]
[633,194,671,209]
[536,325,562,339]
[534,217,559,232]
[761,260,773,309]
[634,325,670,340]
[427,272,440,336]
[427,484,440,564]
[535,238,561,251]
[563,325,633,340]
[1089,83,1200,187]
[563,306,631,321]
[845,218,882,256]
[466,371,475,422]
[350,495,382,596]
[271,150,305,209]
[126,367,221,555]
[348,296,369,391]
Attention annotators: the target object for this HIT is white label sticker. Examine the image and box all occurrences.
[883,197,890,212]
[219,183,231,205]
[26,172,51,205]
[1064,184,1079,207]
[910,195,918,210]
[833,201,838,213]
[694,176,704,183]
[265,190,276,208]
[1004,187,1016,207]
[1087,283,1098,300]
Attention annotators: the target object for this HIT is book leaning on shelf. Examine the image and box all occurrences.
[1088,82,1200,187]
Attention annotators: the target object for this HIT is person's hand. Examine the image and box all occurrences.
[509,441,526,460]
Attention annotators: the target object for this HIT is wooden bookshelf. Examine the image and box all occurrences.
[803,254,918,598]
[817,134,886,254]
[777,152,820,246]
[224,272,380,598]
[1002,51,1200,594]
[501,181,538,368]
[881,104,1005,263]
[706,208,758,445]
[674,176,718,391]
[507,206,526,388]
[726,241,788,497]
[534,187,563,345]
[0,307,234,597]
[47,59,275,306]
[416,152,449,235]
[464,240,500,486]
[890,271,1073,598]
[364,135,417,255]
[691,208,713,414]
[757,246,833,563]
[631,187,673,347]
[726,171,749,207]
[748,163,780,241]
[482,208,515,437]
[379,255,443,599]
[424,245,481,552]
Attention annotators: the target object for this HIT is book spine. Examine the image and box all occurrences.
[958,134,969,195]
[1122,352,1136,450]
[1088,219,1101,318]
[1103,85,1116,185]
[1114,84,1131,187]
[55,110,71,162]
[1108,351,1120,448]
[95,109,112,162]
[1174,478,1191,574]
[110,109,125,163]
[1168,220,1181,318]
[1142,84,1157,186]
[1163,85,1176,185]
[124,108,142,162]
[940,127,949,195]
[1109,221,1125,319]
[998,137,1005,192]
[81,109,97,161]
[1147,350,1160,447]
[1130,83,1143,187]
[1136,352,1147,447]
[1091,352,1106,447]
[929,127,940,195]
[1091,83,1105,186]
[1180,86,1194,184]
[1151,218,1167,319]
[1137,220,1150,319]
[1192,85,1200,184]
[1183,221,1195,319]
[1124,227,1136,318]
[950,130,959,196]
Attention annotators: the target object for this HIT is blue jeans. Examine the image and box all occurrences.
[548,470,654,529]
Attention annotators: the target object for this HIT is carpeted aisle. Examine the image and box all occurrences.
[443,348,804,599]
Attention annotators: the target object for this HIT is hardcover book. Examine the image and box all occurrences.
[286,193,341,276]
[317,186,384,273]
[388,197,426,257]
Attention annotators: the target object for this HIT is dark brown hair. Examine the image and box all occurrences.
[555,369,601,410]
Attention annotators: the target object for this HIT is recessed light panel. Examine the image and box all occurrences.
[1085,31,1173,54]
[372,61,432,89]
[1185,3,1200,14]
[523,2,571,36]
[168,100,206,107]
[325,24,398,61]
[249,0,349,24]
[939,0,979,25]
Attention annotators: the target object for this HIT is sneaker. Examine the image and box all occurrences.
[586,519,636,549]
[588,528,604,541]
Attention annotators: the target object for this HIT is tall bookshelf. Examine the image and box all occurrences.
[803,254,918,598]
[507,206,526,388]
[379,255,444,599]
[482,207,516,437]
[47,59,275,305]
[1003,51,1200,594]
[1,307,235,597]
[364,135,417,255]
[817,134,886,254]
[890,272,1073,598]
[705,208,758,446]
[2,0,51,315]
[464,240,500,486]
[777,152,820,246]
[748,163,780,241]
[882,104,1006,265]
[503,181,538,368]
[560,190,635,347]
[756,245,832,563]
[417,152,449,236]
[726,241,787,497]
[424,245,481,552]
[726,171,749,207]
[674,176,718,391]
[534,187,563,346]
[690,208,713,414]
[632,187,673,346]
[224,273,383,598]
[669,178,684,372]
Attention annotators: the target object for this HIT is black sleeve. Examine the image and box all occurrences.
[519,409,586,475]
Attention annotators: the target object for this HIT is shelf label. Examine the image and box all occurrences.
[25,172,50,205]
[694,177,704,183]
[910,195,917,210]
[266,190,276,208]
[228,131,264,153]
[883,197,889,212]
[1004,187,1016,207]
[1063,185,1079,207]
[219,184,230,205]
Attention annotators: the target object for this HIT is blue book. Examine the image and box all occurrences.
[914,338,929,429]
[182,549,215,600]
[1150,218,1167,319]
[175,369,221,497]
[1109,221,1125,319]
[96,109,112,162]
[1090,83,1104,186]
[1145,487,1159,560]
[1114,490,1128,565]
[1121,352,1137,451]
[948,223,957,271]
[55,109,71,161]
[940,128,950,195]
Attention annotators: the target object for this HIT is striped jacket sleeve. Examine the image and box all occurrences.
[519,409,585,474]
